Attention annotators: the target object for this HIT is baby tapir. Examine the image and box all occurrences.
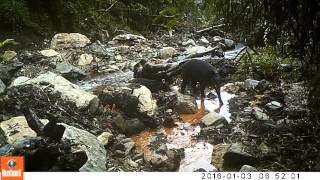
[168,59,223,105]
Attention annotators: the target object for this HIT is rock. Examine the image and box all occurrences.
[201,112,227,128]
[224,38,235,50]
[239,165,257,172]
[9,76,30,86]
[182,39,196,46]
[88,42,110,57]
[126,159,139,168]
[159,47,177,59]
[123,141,135,155]
[78,54,93,66]
[61,123,107,171]
[223,143,256,168]
[150,149,183,171]
[211,144,231,170]
[132,85,157,116]
[50,33,91,49]
[114,54,123,61]
[56,62,87,80]
[252,107,269,121]
[213,36,223,42]
[244,79,260,90]
[112,34,146,43]
[200,36,210,44]
[0,116,38,144]
[113,114,146,135]
[284,82,308,119]
[174,92,198,114]
[97,132,113,146]
[266,101,282,110]
[258,142,271,155]
[40,49,60,57]
[184,45,208,55]
[2,50,17,61]
[0,79,5,94]
[12,72,99,112]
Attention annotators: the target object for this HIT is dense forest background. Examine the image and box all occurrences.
[0,0,319,129]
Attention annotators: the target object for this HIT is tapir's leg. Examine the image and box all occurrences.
[215,86,223,106]
[180,75,189,94]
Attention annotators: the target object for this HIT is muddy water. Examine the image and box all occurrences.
[133,87,235,172]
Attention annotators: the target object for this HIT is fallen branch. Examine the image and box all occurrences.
[196,24,225,34]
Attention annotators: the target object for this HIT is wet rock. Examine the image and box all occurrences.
[97,132,113,146]
[78,54,93,66]
[200,36,210,44]
[2,50,17,61]
[284,82,308,119]
[223,143,256,168]
[201,112,227,128]
[55,62,87,80]
[88,42,110,57]
[0,79,5,94]
[182,39,196,46]
[0,116,42,144]
[150,149,183,171]
[113,114,146,135]
[184,45,208,55]
[266,101,282,110]
[159,47,177,59]
[40,49,60,57]
[244,79,260,90]
[239,165,257,172]
[252,107,269,121]
[50,33,91,49]
[12,72,99,112]
[224,38,235,50]
[61,123,107,171]
[174,92,198,114]
[112,34,146,44]
[123,141,135,155]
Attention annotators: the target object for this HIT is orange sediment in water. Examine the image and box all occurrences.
[177,99,208,124]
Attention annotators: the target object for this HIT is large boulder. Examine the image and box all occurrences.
[0,116,106,171]
[173,92,198,114]
[11,72,99,112]
[0,116,40,144]
[61,123,107,171]
[98,84,157,116]
[50,33,91,50]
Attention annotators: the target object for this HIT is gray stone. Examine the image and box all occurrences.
[55,62,87,80]
[223,143,255,168]
[9,76,30,87]
[200,36,210,44]
[131,85,157,116]
[0,116,38,144]
[213,36,223,42]
[174,92,198,114]
[0,79,5,94]
[50,33,91,49]
[266,101,282,110]
[239,165,257,172]
[224,38,235,49]
[252,107,269,121]
[124,141,135,155]
[97,132,113,146]
[159,47,177,59]
[2,50,17,61]
[182,39,196,46]
[201,112,227,127]
[61,123,107,171]
[11,72,99,112]
[113,114,146,135]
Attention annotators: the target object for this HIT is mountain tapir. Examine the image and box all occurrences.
[167,59,223,105]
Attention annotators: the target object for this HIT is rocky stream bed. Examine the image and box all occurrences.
[0,30,313,172]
